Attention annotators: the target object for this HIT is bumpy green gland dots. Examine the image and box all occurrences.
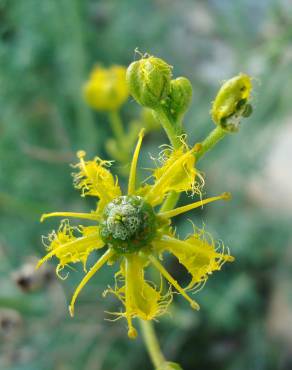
[167,77,193,118]
[126,56,172,109]
[211,73,253,133]
[100,195,157,254]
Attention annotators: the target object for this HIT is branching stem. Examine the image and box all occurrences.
[195,126,226,161]
[141,107,228,370]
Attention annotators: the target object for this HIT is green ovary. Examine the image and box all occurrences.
[100,195,157,253]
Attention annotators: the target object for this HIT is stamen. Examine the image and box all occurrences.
[125,256,138,339]
[148,255,200,310]
[41,212,100,223]
[128,129,145,195]
[69,248,115,317]
[159,192,231,219]
[127,321,138,339]
[77,150,87,173]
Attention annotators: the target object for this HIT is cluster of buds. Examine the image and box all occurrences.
[127,53,253,132]
[127,55,193,121]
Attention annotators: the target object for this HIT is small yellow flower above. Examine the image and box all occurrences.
[84,65,129,111]
[38,130,234,339]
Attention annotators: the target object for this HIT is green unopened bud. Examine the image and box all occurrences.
[126,55,172,109]
[211,73,253,133]
[166,77,193,120]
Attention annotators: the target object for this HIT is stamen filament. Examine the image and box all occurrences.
[125,256,138,338]
[69,248,115,317]
[159,192,231,219]
[128,129,145,195]
[41,212,100,223]
[148,255,200,310]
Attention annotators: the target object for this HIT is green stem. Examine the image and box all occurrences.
[154,108,183,149]
[154,107,185,212]
[195,126,226,162]
[108,110,126,142]
[159,192,180,213]
[139,319,167,369]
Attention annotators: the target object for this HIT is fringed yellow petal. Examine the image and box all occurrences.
[125,255,169,320]
[69,248,115,317]
[72,151,121,211]
[144,144,201,206]
[154,232,234,290]
[104,254,171,338]
[38,220,105,272]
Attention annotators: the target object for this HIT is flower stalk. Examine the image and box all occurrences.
[153,106,185,213]
[154,107,184,149]
[140,320,167,369]
[108,110,126,143]
[195,126,227,162]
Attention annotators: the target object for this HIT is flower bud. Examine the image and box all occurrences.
[211,73,253,132]
[84,65,129,111]
[126,55,172,109]
[166,77,193,120]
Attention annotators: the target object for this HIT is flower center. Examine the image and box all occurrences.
[100,195,157,253]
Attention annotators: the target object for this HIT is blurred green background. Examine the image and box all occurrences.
[1,0,292,369]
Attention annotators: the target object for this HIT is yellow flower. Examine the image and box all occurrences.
[38,130,234,338]
[84,65,129,111]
